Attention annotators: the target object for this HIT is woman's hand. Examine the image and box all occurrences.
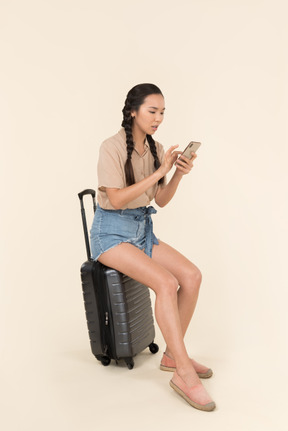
[155,149,198,208]
[159,145,182,176]
[174,152,197,176]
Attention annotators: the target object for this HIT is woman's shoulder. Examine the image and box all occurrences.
[99,129,126,158]
[99,129,127,161]
[101,129,125,146]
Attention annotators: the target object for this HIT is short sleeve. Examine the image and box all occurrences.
[97,140,125,190]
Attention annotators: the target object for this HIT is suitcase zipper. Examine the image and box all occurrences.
[92,264,114,359]
[92,263,118,361]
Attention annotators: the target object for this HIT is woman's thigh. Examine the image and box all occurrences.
[97,242,177,293]
[151,240,201,286]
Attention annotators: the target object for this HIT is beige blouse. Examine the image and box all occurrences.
[97,128,167,209]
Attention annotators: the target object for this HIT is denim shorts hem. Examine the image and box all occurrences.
[92,239,148,262]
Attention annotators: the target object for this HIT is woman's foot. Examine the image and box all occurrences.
[170,371,216,412]
[160,352,213,378]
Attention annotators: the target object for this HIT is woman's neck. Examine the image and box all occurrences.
[132,124,146,147]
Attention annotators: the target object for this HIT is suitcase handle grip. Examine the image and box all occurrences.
[78,189,96,201]
[78,189,97,261]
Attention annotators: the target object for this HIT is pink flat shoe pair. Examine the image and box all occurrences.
[170,372,216,412]
[160,353,213,379]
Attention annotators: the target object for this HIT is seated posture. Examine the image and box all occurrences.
[90,83,215,411]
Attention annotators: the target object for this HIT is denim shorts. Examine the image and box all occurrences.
[90,204,159,261]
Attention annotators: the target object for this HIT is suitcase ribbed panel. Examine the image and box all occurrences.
[107,272,155,358]
[124,284,155,350]
[80,261,103,356]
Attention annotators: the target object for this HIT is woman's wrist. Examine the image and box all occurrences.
[172,168,184,181]
[157,165,168,178]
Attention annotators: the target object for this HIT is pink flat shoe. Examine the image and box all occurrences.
[160,353,213,379]
[170,372,216,412]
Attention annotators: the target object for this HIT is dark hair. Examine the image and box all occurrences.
[121,83,164,186]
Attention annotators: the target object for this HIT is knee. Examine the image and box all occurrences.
[183,265,202,291]
[156,274,179,298]
[194,266,202,287]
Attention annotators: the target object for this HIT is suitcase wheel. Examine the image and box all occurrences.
[124,358,134,370]
[149,342,159,354]
[98,355,111,367]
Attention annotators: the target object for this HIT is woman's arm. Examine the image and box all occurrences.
[155,153,197,208]
[106,145,180,210]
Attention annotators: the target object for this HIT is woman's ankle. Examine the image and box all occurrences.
[176,365,201,386]
[164,350,174,360]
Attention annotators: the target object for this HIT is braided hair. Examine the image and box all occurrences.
[121,83,164,186]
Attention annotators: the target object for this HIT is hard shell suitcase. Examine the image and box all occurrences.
[78,189,159,369]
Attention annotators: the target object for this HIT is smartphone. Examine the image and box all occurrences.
[180,141,201,159]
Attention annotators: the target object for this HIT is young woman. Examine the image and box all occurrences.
[90,83,215,412]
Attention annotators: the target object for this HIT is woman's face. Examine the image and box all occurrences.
[131,94,165,136]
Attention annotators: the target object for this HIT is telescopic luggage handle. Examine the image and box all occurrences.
[78,189,97,261]
[78,189,96,201]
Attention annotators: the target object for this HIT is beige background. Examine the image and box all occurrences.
[1,0,287,430]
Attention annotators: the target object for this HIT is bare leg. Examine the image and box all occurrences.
[98,243,213,404]
[152,240,202,338]
[151,241,209,374]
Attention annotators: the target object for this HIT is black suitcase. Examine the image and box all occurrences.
[78,189,159,369]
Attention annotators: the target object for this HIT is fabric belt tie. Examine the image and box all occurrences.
[133,206,158,257]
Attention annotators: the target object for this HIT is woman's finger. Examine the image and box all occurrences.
[190,152,197,162]
[179,153,197,164]
[176,156,191,167]
[166,145,179,156]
